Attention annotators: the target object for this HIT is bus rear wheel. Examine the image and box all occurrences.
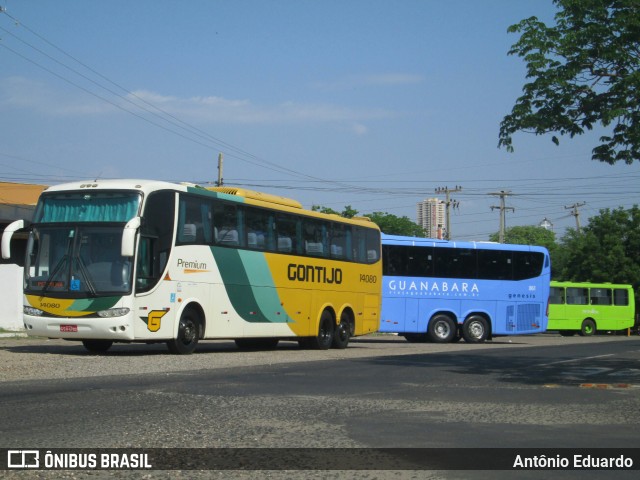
[332,311,352,349]
[428,314,456,343]
[580,319,596,337]
[462,316,489,343]
[82,340,113,354]
[305,310,334,350]
[167,311,200,354]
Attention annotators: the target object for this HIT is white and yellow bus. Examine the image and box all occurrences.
[2,180,381,354]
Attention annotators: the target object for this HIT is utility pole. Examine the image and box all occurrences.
[434,185,462,240]
[565,202,586,232]
[489,190,515,243]
[216,153,224,187]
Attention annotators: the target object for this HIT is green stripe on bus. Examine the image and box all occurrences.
[65,296,122,312]
[212,247,287,323]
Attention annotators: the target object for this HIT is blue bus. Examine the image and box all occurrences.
[380,234,551,343]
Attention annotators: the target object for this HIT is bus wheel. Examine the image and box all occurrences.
[462,316,489,343]
[309,310,334,350]
[428,314,456,343]
[579,319,596,337]
[82,340,113,353]
[167,311,200,354]
[332,311,351,349]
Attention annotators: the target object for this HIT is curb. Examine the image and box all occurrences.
[0,332,28,338]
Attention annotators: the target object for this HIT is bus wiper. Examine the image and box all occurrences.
[40,254,69,296]
[74,256,97,296]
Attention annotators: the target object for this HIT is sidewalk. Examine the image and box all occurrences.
[0,330,27,338]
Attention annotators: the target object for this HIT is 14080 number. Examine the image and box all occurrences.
[360,274,377,284]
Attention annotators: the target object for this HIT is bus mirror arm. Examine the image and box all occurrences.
[1,219,30,260]
[121,217,141,257]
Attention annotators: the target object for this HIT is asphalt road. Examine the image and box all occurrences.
[1,333,639,480]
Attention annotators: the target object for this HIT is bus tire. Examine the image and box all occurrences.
[579,319,596,337]
[309,310,334,350]
[427,314,457,343]
[82,340,113,354]
[332,311,351,349]
[167,310,200,354]
[462,315,489,343]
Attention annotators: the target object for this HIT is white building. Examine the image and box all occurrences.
[417,198,446,239]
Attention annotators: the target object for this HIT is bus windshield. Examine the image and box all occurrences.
[25,224,134,296]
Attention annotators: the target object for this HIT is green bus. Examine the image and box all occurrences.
[548,281,635,336]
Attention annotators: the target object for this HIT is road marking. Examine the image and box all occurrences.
[534,353,614,367]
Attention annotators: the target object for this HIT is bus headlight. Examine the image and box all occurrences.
[97,308,130,318]
[24,306,43,316]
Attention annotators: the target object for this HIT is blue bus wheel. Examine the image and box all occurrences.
[428,314,456,343]
[462,316,488,343]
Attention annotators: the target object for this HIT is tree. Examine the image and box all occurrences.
[363,212,425,236]
[488,225,556,250]
[499,0,640,165]
[555,205,640,285]
[311,205,358,218]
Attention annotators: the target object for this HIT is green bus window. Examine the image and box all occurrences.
[566,287,588,305]
[549,287,565,304]
[614,289,629,306]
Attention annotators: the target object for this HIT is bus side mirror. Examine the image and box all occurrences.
[1,219,28,260]
[121,217,141,257]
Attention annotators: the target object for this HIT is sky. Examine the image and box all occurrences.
[1,0,638,241]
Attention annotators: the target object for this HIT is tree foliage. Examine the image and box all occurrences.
[499,0,640,165]
[489,225,556,250]
[554,205,640,286]
[311,205,358,218]
[363,211,425,237]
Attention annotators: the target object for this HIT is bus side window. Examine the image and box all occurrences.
[590,288,612,306]
[303,219,326,257]
[614,289,629,306]
[549,287,565,304]
[245,207,270,250]
[353,227,380,264]
[566,287,588,305]
[330,223,348,259]
[275,213,298,254]
[214,203,241,246]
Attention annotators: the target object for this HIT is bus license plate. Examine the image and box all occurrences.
[60,325,78,332]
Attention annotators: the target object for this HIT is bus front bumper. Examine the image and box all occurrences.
[23,314,137,341]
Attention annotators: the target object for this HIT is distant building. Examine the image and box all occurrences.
[417,198,446,239]
[0,182,48,265]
